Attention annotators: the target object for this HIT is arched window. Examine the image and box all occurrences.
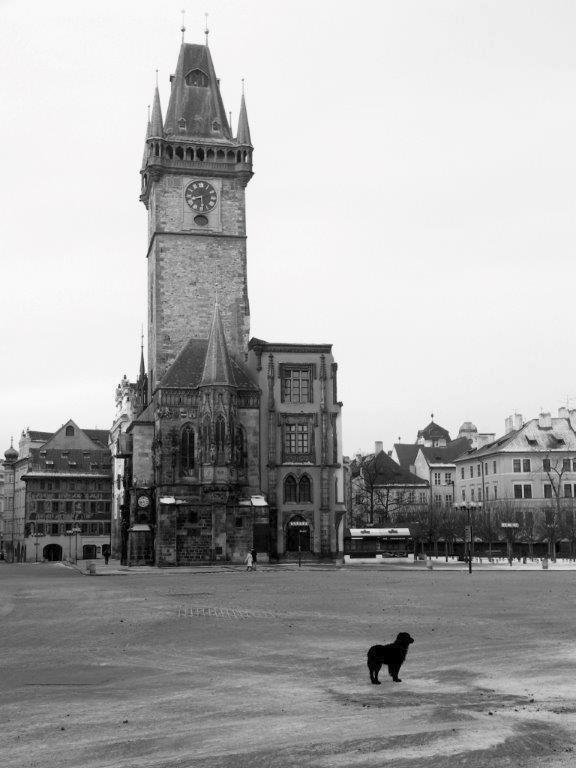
[235,426,246,467]
[284,475,297,503]
[185,69,209,87]
[65,426,74,437]
[180,424,194,473]
[299,475,312,503]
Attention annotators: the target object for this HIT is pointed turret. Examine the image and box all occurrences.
[237,93,252,146]
[164,43,232,140]
[141,109,152,170]
[200,304,234,387]
[150,86,164,137]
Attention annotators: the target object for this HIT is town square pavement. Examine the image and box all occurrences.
[1,561,576,767]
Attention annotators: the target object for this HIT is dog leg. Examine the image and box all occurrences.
[389,665,402,682]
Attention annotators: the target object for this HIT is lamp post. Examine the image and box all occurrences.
[454,502,474,574]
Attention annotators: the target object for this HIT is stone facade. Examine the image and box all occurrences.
[114,39,345,566]
[1,422,112,563]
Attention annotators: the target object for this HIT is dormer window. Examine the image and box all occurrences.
[212,120,221,132]
[185,69,208,87]
[65,426,74,437]
[178,117,187,132]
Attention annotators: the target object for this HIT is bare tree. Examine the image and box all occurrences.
[351,454,428,527]
[535,454,572,561]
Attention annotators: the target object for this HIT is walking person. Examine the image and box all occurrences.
[103,545,110,566]
[244,550,254,571]
[251,548,257,572]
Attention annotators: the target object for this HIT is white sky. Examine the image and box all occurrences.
[1,0,576,458]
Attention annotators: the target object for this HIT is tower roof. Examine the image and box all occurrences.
[150,86,164,137]
[164,43,232,141]
[237,93,252,146]
[200,304,234,386]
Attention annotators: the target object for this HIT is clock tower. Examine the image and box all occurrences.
[140,41,253,393]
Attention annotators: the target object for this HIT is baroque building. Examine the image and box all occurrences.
[114,37,345,566]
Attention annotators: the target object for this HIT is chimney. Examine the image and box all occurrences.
[538,412,552,429]
[558,406,569,419]
[375,441,383,454]
[504,415,514,434]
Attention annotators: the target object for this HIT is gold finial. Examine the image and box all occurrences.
[181,9,186,43]
[204,12,209,45]
[141,324,144,350]
[155,68,159,87]
[147,104,150,122]
[241,77,245,95]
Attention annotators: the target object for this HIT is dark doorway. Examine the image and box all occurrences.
[83,545,97,559]
[286,516,310,552]
[43,544,63,562]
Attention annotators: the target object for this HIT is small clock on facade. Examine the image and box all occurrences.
[185,180,218,212]
[137,495,150,509]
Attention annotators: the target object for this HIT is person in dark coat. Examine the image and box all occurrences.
[250,548,257,571]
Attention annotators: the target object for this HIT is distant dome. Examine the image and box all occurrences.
[4,444,18,461]
[459,421,478,433]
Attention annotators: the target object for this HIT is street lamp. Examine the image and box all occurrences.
[454,502,480,574]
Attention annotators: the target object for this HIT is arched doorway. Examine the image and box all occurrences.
[43,544,63,562]
[286,516,311,552]
[83,545,97,559]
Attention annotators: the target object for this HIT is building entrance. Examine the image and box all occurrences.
[43,544,63,562]
[286,516,311,552]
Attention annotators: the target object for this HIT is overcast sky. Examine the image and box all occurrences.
[1,0,576,458]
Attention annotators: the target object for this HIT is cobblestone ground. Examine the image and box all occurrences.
[1,562,576,768]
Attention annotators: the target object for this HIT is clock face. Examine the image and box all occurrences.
[185,180,218,212]
[137,496,150,509]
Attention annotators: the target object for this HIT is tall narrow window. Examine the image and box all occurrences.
[235,427,246,467]
[180,425,195,473]
[284,475,297,502]
[65,426,74,437]
[299,475,312,503]
[215,416,226,463]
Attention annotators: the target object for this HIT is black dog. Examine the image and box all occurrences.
[367,632,414,684]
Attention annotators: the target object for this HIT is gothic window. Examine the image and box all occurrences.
[299,475,312,503]
[215,416,226,464]
[281,365,313,404]
[185,69,209,87]
[284,475,297,503]
[65,426,74,437]
[180,424,195,473]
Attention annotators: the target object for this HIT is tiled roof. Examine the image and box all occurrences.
[28,431,53,442]
[84,429,110,447]
[161,339,258,391]
[200,305,234,386]
[420,437,471,464]
[455,417,576,460]
[355,452,429,487]
[394,444,420,469]
[164,43,232,141]
[417,421,451,441]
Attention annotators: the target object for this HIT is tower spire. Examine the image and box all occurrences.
[204,13,209,46]
[181,9,186,43]
[200,303,234,387]
[150,81,163,137]
[139,326,145,381]
[237,87,252,146]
